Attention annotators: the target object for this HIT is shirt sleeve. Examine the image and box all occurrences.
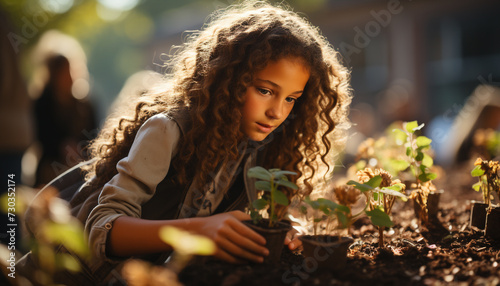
[85,113,181,262]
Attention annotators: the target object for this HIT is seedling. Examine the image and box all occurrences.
[301,196,351,236]
[394,121,438,224]
[471,158,500,208]
[348,168,407,248]
[247,166,298,228]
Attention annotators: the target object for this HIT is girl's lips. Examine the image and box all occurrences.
[256,122,273,133]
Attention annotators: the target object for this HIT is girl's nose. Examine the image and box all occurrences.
[266,100,283,120]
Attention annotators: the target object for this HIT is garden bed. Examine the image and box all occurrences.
[178,163,500,286]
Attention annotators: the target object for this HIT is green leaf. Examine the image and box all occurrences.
[255,181,271,191]
[274,179,298,190]
[418,172,437,182]
[366,176,382,188]
[336,212,349,228]
[389,159,410,173]
[305,198,320,209]
[366,208,394,228]
[252,198,268,210]
[383,184,403,192]
[273,190,289,206]
[379,187,408,200]
[317,198,338,211]
[416,136,432,148]
[318,206,331,215]
[415,151,424,162]
[336,204,351,214]
[472,181,482,192]
[392,129,408,144]
[471,165,485,177]
[422,153,434,167]
[405,121,419,133]
[271,170,297,178]
[347,180,374,192]
[247,166,272,181]
[406,147,412,156]
[419,164,427,174]
[405,121,424,133]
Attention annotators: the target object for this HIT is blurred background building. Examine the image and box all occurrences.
[1,0,500,180]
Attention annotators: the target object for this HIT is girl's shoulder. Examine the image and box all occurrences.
[162,107,192,136]
[140,107,192,138]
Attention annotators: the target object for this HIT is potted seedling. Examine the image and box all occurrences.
[348,168,407,248]
[471,158,500,238]
[298,185,363,271]
[245,166,296,263]
[393,121,441,226]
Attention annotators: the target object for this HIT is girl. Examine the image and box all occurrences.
[23,0,351,284]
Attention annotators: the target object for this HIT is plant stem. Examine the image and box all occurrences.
[378,227,384,248]
[269,175,275,228]
[486,175,492,207]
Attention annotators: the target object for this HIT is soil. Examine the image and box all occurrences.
[178,162,500,286]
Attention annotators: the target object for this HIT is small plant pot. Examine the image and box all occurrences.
[485,206,500,239]
[299,235,353,271]
[413,190,444,220]
[470,201,488,230]
[243,219,291,264]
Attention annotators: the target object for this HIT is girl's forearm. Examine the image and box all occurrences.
[108,215,201,257]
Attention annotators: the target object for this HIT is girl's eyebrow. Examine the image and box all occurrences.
[255,78,304,95]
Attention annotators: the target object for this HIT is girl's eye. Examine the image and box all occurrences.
[285,97,297,103]
[257,88,272,96]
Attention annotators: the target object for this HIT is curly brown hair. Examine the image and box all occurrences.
[84,1,352,198]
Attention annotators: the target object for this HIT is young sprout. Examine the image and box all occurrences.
[395,121,438,224]
[333,185,363,234]
[247,166,298,228]
[301,185,365,239]
[301,197,350,237]
[348,168,407,248]
[471,158,500,208]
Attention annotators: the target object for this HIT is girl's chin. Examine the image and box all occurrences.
[245,133,270,142]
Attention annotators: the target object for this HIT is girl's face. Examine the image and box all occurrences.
[240,57,310,142]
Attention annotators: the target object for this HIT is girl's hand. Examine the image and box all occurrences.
[195,211,269,264]
[284,229,302,251]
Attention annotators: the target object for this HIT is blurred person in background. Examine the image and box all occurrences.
[30,30,98,188]
[0,8,35,247]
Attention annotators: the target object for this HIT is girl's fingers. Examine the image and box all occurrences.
[223,220,268,257]
[214,247,246,264]
[228,218,267,246]
[287,237,302,250]
[215,235,265,263]
[227,210,252,221]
